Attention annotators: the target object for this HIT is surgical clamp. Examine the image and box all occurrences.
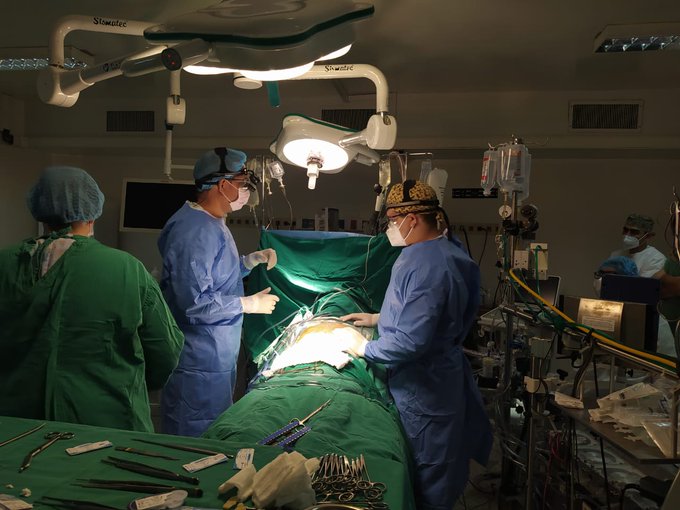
[20,431,75,472]
[258,399,331,447]
[0,423,46,448]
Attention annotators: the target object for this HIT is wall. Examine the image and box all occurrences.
[3,82,680,305]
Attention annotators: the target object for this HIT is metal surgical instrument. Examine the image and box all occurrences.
[36,496,120,510]
[131,438,232,458]
[0,422,46,448]
[20,431,75,472]
[258,399,331,447]
[114,446,179,461]
[75,479,203,498]
[102,456,200,485]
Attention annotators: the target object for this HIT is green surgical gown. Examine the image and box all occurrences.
[0,235,184,432]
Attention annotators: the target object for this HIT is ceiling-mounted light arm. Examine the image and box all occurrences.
[289,64,390,114]
[49,15,152,69]
[286,64,397,150]
[163,70,189,180]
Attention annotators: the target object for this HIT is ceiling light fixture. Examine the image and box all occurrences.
[238,61,315,81]
[594,22,680,52]
[271,114,379,190]
[316,44,353,61]
[268,63,397,189]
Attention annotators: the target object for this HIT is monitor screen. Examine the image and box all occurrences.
[120,179,196,232]
[600,274,660,305]
[513,275,561,307]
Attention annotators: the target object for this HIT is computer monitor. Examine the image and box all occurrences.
[561,296,658,352]
[513,275,561,309]
[600,274,660,305]
[120,179,196,232]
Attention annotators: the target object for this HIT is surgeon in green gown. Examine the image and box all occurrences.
[0,166,184,432]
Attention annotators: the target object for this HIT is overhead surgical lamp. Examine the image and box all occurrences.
[271,115,380,189]
[269,63,398,189]
[38,2,374,106]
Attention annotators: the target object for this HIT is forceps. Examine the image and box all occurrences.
[20,431,75,472]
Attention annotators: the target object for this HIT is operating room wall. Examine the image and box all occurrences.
[432,154,680,303]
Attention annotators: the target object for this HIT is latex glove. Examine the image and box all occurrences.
[244,248,277,270]
[333,327,369,358]
[240,287,280,314]
[340,312,379,327]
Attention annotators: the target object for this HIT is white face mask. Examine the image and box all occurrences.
[220,180,250,212]
[386,217,413,247]
[622,235,640,250]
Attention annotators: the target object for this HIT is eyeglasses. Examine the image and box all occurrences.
[386,214,405,227]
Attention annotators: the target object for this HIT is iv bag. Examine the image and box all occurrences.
[426,167,448,207]
[498,142,530,200]
[481,149,499,196]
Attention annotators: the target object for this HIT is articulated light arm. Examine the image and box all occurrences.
[288,64,396,151]
[290,64,390,113]
[40,15,211,107]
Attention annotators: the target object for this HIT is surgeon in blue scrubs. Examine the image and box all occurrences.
[159,147,280,437]
[342,180,492,510]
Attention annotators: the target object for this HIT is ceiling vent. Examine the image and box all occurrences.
[569,101,642,130]
[106,111,155,132]
[321,108,374,131]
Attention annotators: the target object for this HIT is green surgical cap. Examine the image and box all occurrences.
[625,213,654,233]
[27,166,104,225]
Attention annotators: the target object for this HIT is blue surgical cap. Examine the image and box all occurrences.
[27,166,104,225]
[598,256,639,276]
[193,148,247,190]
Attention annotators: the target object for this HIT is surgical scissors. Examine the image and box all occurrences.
[20,431,75,472]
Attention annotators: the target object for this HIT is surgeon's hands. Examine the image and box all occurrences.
[240,287,280,314]
[340,312,379,327]
[244,248,277,270]
[332,327,369,358]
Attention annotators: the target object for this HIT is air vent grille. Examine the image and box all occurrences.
[106,111,155,132]
[570,103,641,130]
[321,109,374,130]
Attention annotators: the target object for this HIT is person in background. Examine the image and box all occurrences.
[158,147,280,437]
[610,213,666,277]
[340,180,493,510]
[0,166,184,432]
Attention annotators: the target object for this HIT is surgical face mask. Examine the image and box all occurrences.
[622,234,640,250]
[386,217,413,247]
[220,180,250,212]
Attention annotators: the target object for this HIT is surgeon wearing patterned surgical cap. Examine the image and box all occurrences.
[0,166,184,431]
[339,180,493,509]
[158,147,280,437]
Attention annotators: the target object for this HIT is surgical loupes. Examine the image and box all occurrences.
[258,399,331,447]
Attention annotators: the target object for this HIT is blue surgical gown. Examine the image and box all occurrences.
[158,202,249,437]
[364,236,492,510]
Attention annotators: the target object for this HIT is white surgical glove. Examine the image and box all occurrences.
[340,312,379,327]
[244,248,277,270]
[333,327,369,358]
[240,287,280,314]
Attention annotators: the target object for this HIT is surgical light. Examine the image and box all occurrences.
[270,114,379,190]
[183,65,235,75]
[238,62,315,81]
[316,44,353,61]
